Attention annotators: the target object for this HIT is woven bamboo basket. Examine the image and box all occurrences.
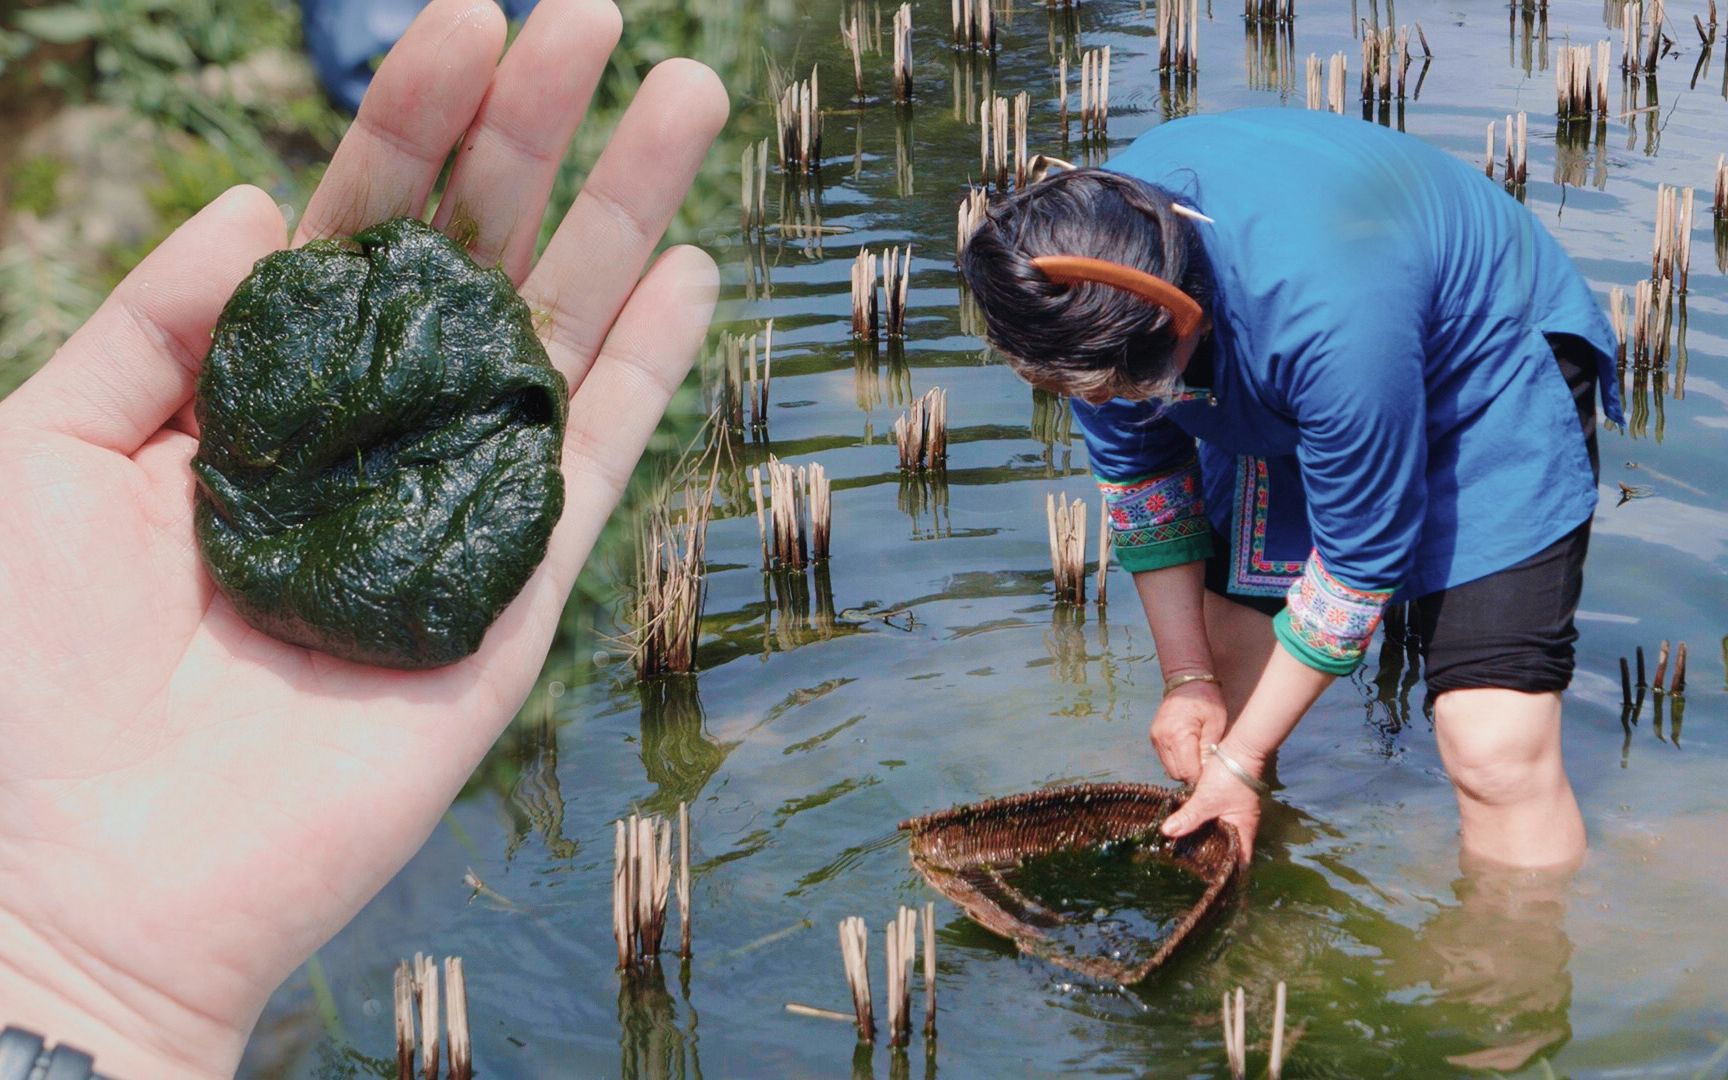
[899,782,1241,984]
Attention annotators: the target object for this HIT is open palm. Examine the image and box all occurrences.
[0,2,726,1075]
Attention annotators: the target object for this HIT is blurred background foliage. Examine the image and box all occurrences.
[0,0,781,725]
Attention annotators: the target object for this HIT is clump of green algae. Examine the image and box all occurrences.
[193,217,567,669]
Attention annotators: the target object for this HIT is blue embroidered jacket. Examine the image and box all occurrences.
[1074,110,1622,674]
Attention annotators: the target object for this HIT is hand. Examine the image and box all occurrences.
[1149,678,1228,782]
[1160,744,1264,864]
[0,2,727,1076]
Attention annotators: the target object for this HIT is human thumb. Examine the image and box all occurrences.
[1160,800,1207,839]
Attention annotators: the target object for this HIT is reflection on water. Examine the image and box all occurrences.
[1002,841,1212,969]
[1399,866,1575,1073]
[252,0,1728,1074]
[617,966,700,1080]
[507,697,579,862]
[1362,601,1425,749]
[1509,1,1549,77]
[1042,604,1090,685]
[638,678,736,816]
[897,470,951,538]
[1554,117,1611,191]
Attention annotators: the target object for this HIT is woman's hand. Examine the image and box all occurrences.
[1160,744,1265,864]
[0,2,726,1076]
[1149,680,1229,782]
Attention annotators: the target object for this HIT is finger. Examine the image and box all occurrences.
[1161,799,1208,839]
[539,245,719,598]
[1151,729,1190,784]
[523,58,729,389]
[1234,818,1257,866]
[431,0,621,283]
[3,186,284,455]
[1169,730,1203,783]
[294,0,506,246]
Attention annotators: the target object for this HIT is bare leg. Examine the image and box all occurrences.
[1201,590,1276,721]
[1433,689,1586,870]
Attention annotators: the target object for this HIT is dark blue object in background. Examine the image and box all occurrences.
[299,0,541,112]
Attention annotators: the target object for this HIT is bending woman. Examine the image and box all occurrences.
[959,109,1618,869]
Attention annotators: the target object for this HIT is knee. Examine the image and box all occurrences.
[1435,691,1567,809]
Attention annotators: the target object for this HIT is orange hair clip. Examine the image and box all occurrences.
[1030,255,1204,344]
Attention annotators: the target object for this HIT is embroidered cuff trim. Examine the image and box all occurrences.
[1277,552,1394,672]
[1097,461,1212,572]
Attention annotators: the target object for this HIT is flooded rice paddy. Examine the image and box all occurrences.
[247,0,1728,1075]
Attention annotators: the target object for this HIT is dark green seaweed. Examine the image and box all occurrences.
[192,217,567,669]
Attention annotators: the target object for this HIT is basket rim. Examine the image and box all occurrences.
[897,781,1242,985]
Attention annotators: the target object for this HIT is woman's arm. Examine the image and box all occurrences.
[1159,645,1334,859]
[1135,560,1229,781]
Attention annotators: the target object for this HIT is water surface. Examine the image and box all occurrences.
[247,0,1728,1075]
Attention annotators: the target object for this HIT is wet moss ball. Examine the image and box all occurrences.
[192,218,567,669]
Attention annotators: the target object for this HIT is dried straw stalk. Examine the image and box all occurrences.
[1501,111,1528,186]
[1326,52,1347,114]
[776,67,823,173]
[1096,497,1111,607]
[1270,981,1287,1079]
[612,812,674,971]
[894,387,949,471]
[748,319,774,429]
[951,0,994,50]
[739,138,769,230]
[445,957,471,1080]
[414,952,440,1080]
[631,483,714,677]
[1158,0,1200,72]
[1046,492,1088,605]
[1079,47,1111,135]
[884,905,918,1047]
[852,249,881,339]
[956,186,989,255]
[753,457,831,570]
[394,962,415,1080]
[922,901,937,1041]
[1609,285,1627,367]
[1243,0,1295,24]
[882,245,912,337]
[677,801,693,959]
[892,4,913,101]
[841,13,863,99]
[839,915,876,1041]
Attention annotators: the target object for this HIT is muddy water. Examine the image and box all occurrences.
[246,0,1728,1076]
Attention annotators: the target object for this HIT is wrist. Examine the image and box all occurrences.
[1159,661,1215,680]
[1215,733,1270,776]
[0,906,238,1080]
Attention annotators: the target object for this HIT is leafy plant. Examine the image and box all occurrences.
[0,221,102,397]
[7,155,67,216]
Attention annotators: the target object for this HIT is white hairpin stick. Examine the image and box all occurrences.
[1170,203,1215,224]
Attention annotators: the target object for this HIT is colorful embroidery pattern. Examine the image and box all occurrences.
[1283,552,1394,663]
[1097,459,1206,554]
[1230,456,1305,597]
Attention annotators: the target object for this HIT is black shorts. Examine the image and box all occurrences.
[1203,334,1599,695]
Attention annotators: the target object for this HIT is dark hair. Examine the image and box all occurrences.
[958,169,1209,402]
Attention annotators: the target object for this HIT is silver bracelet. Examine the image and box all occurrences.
[1205,743,1271,797]
[1162,672,1220,698]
